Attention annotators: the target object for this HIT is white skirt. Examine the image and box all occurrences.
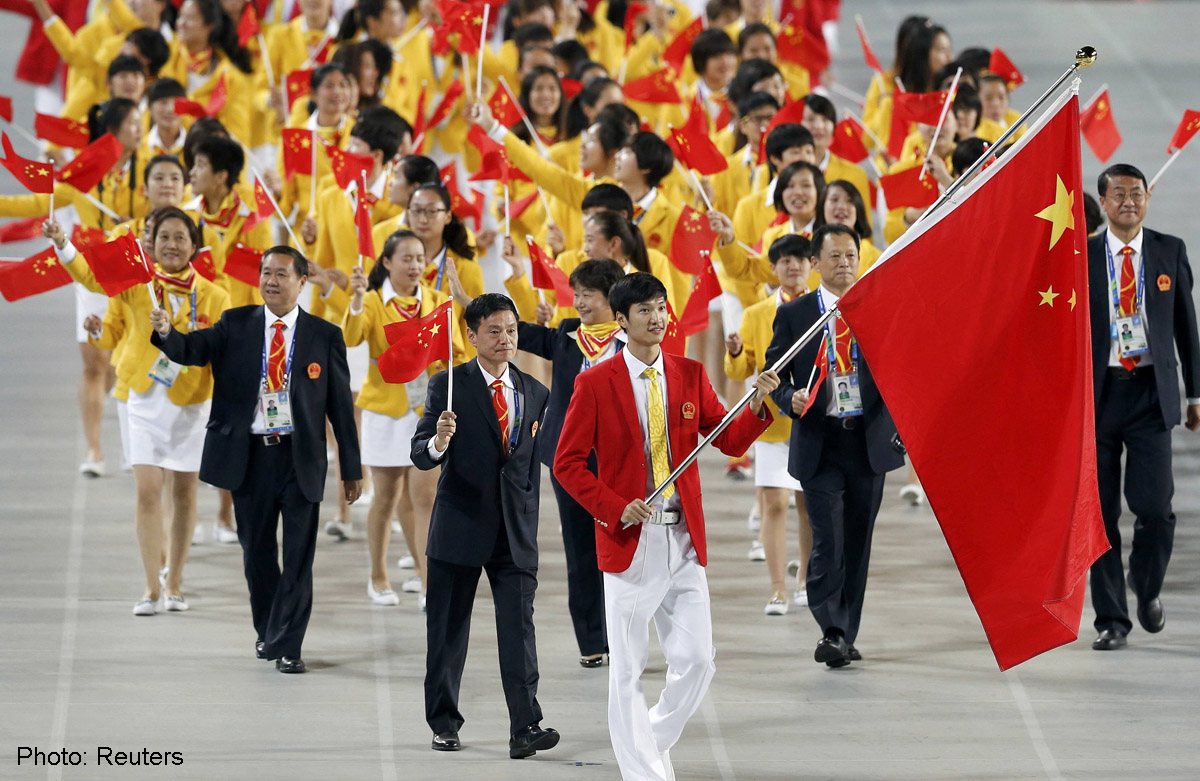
[754,440,802,491]
[75,282,109,343]
[116,398,131,468]
[361,408,419,467]
[127,382,210,472]
[720,291,745,336]
[347,342,370,393]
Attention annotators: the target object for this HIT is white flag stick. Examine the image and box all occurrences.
[499,75,548,155]
[476,5,489,99]
[844,108,885,149]
[257,33,276,88]
[4,120,41,150]
[503,181,510,236]
[249,165,305,249]
[536,187,557,228]
[48,191,54,221]
[135,238,159,306]
[301,32,333,70]
[921,67,960,182]
[391,18,427,57]
[828,81,866,107]
[77,190,121,220]
[674,159,715,212]
[1148,148,1183,191]
[445,304,454,416]
[461,53,472,102]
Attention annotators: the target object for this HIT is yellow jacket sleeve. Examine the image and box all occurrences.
[503,272,540,323]
[717,239,777,286]
[89,296,126,352]
[502,131,591,215]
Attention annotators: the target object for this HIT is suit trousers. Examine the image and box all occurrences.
[800,420,885,645]
[231,437,321,659]
[603,522,715,781]
[551,471,607,656]
[424,523,542,736]
[1091,371,1176,634]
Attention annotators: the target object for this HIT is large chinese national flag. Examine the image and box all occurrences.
[379,300,454,383]
[837,89,1109,670]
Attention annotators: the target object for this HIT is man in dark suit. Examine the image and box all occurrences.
[410,293,559,759]
[1087,163,1200,651]
[765,224,905,668]
[150,246,363,674]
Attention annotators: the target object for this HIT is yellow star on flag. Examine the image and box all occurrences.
[1038,286,1059,307]
[1068,289,1077,311]
[429,323,441,336]
[1034,175,1075,251]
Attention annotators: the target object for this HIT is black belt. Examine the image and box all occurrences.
[258,433,291,446]
[826,415,861,430]
[1108,366,1154,382]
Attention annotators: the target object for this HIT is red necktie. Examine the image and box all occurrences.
[490,379,509,442]
[268,320,287,390]
[833,315,853,374]
[1118,246,1140,370]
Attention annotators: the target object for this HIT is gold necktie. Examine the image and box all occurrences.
[642,367,673,500]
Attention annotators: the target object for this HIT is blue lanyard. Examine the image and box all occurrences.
[434,249,449,289]
[260,320,299,391]
[496,378,521,452]
[159,282,198,332]
[816,289,857,374]
[1104,239,1145,317]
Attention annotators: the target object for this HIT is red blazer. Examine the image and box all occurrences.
[554,351,772,573]
[0,0,85,86]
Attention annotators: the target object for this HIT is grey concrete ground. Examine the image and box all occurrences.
[2,1,1200,779]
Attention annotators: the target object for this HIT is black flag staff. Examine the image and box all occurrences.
[644,45,1099,505]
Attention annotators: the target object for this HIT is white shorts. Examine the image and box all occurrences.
[75,282,109,344]
[360,408,419,467]
[127,382,210,472]
[116,398,131,468]
[347,342,369,393]
[720,291,745,336]
[754,440,802,491]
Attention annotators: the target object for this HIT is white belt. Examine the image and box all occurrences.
[645,510,680,526]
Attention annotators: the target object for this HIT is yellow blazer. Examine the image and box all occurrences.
[724,292,790,442]
[276,115,351,233]
[160,48,255,147]
[310,181,403,321]
[110,213,230,299]
[185,184,272,307]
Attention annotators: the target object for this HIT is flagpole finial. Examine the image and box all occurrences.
[1076,46,1097,68]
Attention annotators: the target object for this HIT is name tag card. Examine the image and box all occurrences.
[1114,315,1149,358]
[835,372,864,418]
[149,353,184,387]
[261,390,294,433]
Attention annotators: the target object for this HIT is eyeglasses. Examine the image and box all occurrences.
[1107,190,1146,204]
[741,113,775,126]
[408,207,448,219]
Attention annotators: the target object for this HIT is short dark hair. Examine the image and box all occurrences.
[145,76,186,105]
[768,233,811,265]
[595,103,640,137]
[811,223,860,256]
[728,58,781,107]
[803,94,837,126]
[978,73,1007,90]
[1083,192,1104,235]
[193,135,244,184]
[582,183,634,216]
[765,123,815,164]
[311,62,348,91]
[513,21,554,49]
[608,272,668,318]
[737,22,775,54]
[368,229,423,291]
[625,131,674,188]
[550,39,589,72]
[351,105,407,161]
[126,28,170,77]
[107,54,146,82]
[737,91,780,119]
[773,161,825,215]
[568,258,625,297]
[951,137,989,178]
[690,29,736,78]
[1097,163,1147,198]
[704,0,739,23]
[953,83,982,125]
[396,155,440,188]
[143,153,186,184]
[181,116,228,172]
[260,245,309,278]
[464,293,519,331]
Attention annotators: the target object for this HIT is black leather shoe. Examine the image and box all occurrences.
[275,656,306,673]
[815,635,850,667]
[1137,597,1165,633]
[509,724,560,759]
[847,644,862,662]
[431,731,461,751]
[579,654,604,668]
[255,641,267,659]
[1092,629,1127,651]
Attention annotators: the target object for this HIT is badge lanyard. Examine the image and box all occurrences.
[261,323,299,392]
[504,382,522,453]
[815,290,857,374]
[433,248,449,290]
[1105,240,1146,319]
[161,285,198,332]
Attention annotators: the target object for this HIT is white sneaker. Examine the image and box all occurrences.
[747,508,761,532]
[132,598,157,616]
[368,581,400,606]
[786,559,801,578]
[324,519,352,539]
[391,518,402,533]
[765,592,789,616]
[213,524,239,544]
[899,483,926,506]
[397,555,415,569]
[747,540,766,561]
[418,594,427,612]
[164,594,189,612]
[401,576,422,593]
[79,459,105,478]
[793,589,808,607]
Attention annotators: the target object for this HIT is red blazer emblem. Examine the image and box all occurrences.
[307,362,321,379]
[531,420,539,438]
[682,402,696,419]
[1157,274,1172,292]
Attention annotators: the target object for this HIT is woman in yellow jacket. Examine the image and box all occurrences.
[343,229,464,610]
[47,207,231,616]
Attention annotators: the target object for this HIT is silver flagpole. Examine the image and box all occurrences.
[644,46,1098,505]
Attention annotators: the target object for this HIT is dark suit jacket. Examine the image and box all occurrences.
[1088,229,1200,428]
[151,305,362,503]
[411,360,549,570]
[765,292,905,482]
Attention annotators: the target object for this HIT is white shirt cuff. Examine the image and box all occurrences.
[320,283,335,300]
[1187,397,1200,406]
[487,122,508,143]
[54,241,78,264]
[349,299,364,316]
[428,437,447,460]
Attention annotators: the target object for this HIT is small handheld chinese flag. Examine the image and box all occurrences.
[71,225,108,251]
[660,301,686,355]
[879,162,940,209]
[426,81,464,130]
[354,175,374,258]
[204,72,228,116]
[439,164,483,222]
[286,69,315,110]
[325,142,374,189]
[623,69,682,105]
[192,247,218,281]
[507,189,539,220]
[0,217,44,244]
[677,256,722,336]
[777,22,830,82]
[988,48,1024,90]
[0,96,12,123]
[243,177,275,230]
[57,133,123,193]
[466,125,531,183]
[623,2,648,50]
[526,237,574,302]
[669,126,728,176]
[224,243,264,287]
[34,114,89,149]
[889,90,950,158]
[799,348,827,417]
[0,247,72,301]
[757,98,808,164]
[281,128,315,179]
[855,16,883,73]
[829,116,871,163]
[663,17,704,75]
[1,133,55,194]
[379,300,454,383]
[83,232,151,296]
[1166,109,1200,154]
[1079,87,1121,163]
[668,204,717,274]
[487,86,523,129]
[236,2,260,47]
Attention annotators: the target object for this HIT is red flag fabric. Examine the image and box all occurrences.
[663,16,704,75]
[878,162,939,209]
[205,72,228,116]
[1166,108,1200,154]
[411,84,428,149]
[34,113,89,148]
[668,204,717,274]
[378,300,454,383]
[325,142,374,189]
[1,132,55,193]
[57,133,122,193]
[560,78,583,102]
[889,90,950,157]
[0,216,45,244]
[192,247,217,281]
[777,21,830,82]
[506,188,538,220]
[71,225,107,252]
[837,91,1108,670]
[224,243,263,287]
[173,97,208,119]
[354,176,374,258]
[677,256,722,336]
[487,86,523,130]
[798,348,827,417]
[426,81,464,130]
[0,247,71,301]
[757,98,807,164]
[526,237,574,301]
[669,126,728,176]
[236,2,260,47]
[285,69,314,110]
[83,232,151,296]
[280,128,316,179]
[1079,88,1121,163]
[623,69,682,105]
[988,48,1024,90]
[855,17,883,73]
[0,96,12,124]
[439,164,483,222]
[623,2,648,50]
[243,177,274,230]
[661,300,686,355]
[466,125,531,183]
[829,115,871,163]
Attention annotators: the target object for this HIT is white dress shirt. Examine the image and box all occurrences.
[621,347,681,513]
[251,305,301,434]
[1104,228,1154,369]
[429,361,515,459]
[817,285,847,418]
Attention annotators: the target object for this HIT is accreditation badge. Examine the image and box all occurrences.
[1114,314,1149,358]
[834,371,864,418]
[148,353,183,387]
[405,371,429,409]
[261,390,295,433]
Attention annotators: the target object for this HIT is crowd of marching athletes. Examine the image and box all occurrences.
[2,0,1198,773]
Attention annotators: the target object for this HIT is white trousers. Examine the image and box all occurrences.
[604,522,715,781]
